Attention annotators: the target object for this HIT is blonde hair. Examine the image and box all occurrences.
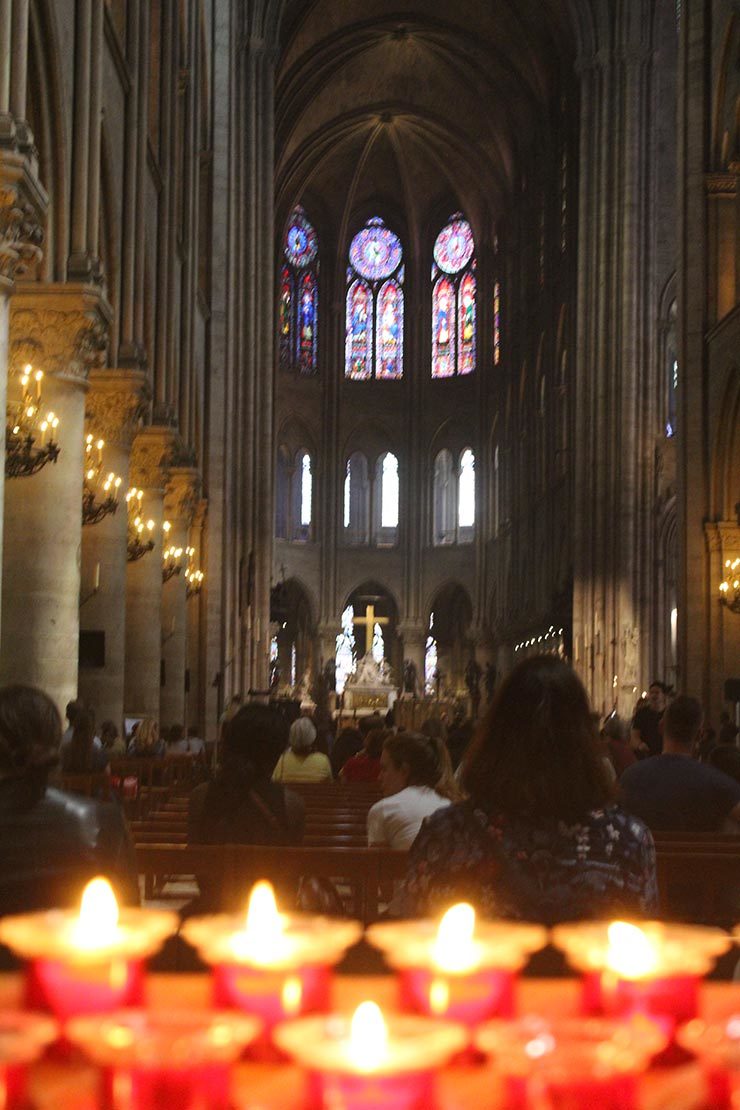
[135,717,159,751]
[430,733,465,803]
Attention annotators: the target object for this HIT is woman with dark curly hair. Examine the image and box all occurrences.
[0,685,138,914]
[400,656,657,924]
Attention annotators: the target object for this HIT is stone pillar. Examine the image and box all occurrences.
[398,620,426,696]
[1,284,109,713]
[78,369,148,726]
[124,426,173,720]
[160,466,200,729]
[0,145,45,645]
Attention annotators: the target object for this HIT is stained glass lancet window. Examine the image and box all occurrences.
[432,215,476,378]
[493,281,501,366]
[345,218,404,379]
[280,206,318,374]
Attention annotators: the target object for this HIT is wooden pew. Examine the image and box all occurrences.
[654,838,740,925]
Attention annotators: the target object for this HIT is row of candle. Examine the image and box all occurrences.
[0,876,738,1108]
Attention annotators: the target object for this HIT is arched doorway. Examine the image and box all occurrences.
[336,582,400,693]
[269,578,315,692]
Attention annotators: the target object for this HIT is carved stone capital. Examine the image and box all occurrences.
[397,620,427,645]
[9,283,111,385]
[164,466,201,529]
[85,369,151,450]
[130,425,177,491]
[0,148,47,291]
[705,173,737,197]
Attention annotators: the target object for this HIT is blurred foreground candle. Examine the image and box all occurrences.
[552,920,730,1026]
[67,1009,261,1110]
[182,881,362,1035]
[679,1015,740,1109]
[476,1014,665,1110]
[274,999,467,1110]
[367,903,546,1026]
[0,877,177,1021]
[0,1012,57,1110]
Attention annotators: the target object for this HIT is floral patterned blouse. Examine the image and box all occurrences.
[399,801,657,924]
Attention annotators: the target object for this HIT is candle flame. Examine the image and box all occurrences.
[606,921,658,979]
[432,902,477,972]
[74,877,119,948]
[349,1001,388,1071]
[230,880,288,963]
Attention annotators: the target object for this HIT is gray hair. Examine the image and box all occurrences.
[289,716,317,751]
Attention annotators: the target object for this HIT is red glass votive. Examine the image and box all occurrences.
[274,1010,468,1110]
[678,1015,740,1110]
[476,1015,665,1110]
[67,1009,261,1110]
[212,962,331,1031]
[24,955,146,1019]
[580,968,700,1026]
[398,966,516,1025]
[0,1012,58,1110]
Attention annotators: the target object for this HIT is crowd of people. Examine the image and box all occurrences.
[0,659,738,927]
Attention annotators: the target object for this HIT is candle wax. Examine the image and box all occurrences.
[398,966,516,1026]
[25,956,146,1019]
[213,962,330,1032]
[305,1066,437,1110]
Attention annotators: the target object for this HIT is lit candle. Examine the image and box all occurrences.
[0,877,177,1022]
[476,1014,665,1110]
[182,881,362,1039]
[274,1000,467,1110]
[367,904,546,1027]
[67,1009,261,1110]
[0,1012,57,1110]
[551,920,731,1055]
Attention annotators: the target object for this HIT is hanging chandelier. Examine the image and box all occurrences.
[719,557,740,615]
[185,547,204,598]
[162,521,184,582]
[5,364,60,478]
[82,433,122,526]
[126,488,156,562]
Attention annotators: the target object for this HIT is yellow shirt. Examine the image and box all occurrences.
[272,749,333,784]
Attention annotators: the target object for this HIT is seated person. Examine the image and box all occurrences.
[61,708,109,774]
[710,723,740,784]
[340,727,385,782]
[272,717,333,784]
[330,726,363,776]
[630,682,667,758]
[0,684,138,915]
[189,704,304,910]
[620,696,740,832]
[127,717,165,759]
[367,733,451,851]
[601,714,636,778]
[401,656,657,924]
[100,720,126,759]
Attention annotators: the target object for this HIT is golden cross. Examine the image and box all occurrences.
[353,602,389,657]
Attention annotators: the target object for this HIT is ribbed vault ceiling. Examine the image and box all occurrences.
[276,1,578,244]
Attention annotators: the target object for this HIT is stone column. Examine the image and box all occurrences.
[78,369,148,726]
[123,426,174,720]
[398,620,426,696]
[0,145,45,643]
[160,466,200,729]
[1,283,109,713]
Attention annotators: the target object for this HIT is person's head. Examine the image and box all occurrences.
[65,699,84,729]
[663,695,703,751]
[601,714,627,743]
[359,714,384,738]
[363,727,386,761]
[380,732,442,797]
[288,716,317,755]
[70,709,96,752]
[224,704,289,778]
[134,718,159,751]
[100,720,118,747]
[167,723,185,746]
[461,655,613,822]
[0,685,62,800]
[647,682,668,713]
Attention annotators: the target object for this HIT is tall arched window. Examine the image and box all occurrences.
[344,453,370,544]
[433,449,455,545]
[458,448,475,539]
[432,214,476,378]
[290,449,312,541]
[280,206,318,374]
[345,218,404,379]
[374,452,399,545]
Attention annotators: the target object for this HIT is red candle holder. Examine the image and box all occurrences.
[476,1014,665,1110]
[182,900,361,1038]
[0,904,177,1022]
[678,1015,740,1110]
[367,914,545,1027]
[0,1011,58,1110]
[274,1005,467,1110]
[66,1009,261,1110]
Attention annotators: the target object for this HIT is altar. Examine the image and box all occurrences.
[341,653,397,716]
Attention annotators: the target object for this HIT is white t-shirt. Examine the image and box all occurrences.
[367,786,451,851]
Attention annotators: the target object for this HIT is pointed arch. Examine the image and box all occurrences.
[431,214,476,378]
[345,217,404,380]
[376,279,403,379]
[432,275,456,378]
[345,278,373,379]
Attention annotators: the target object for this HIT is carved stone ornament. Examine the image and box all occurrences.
[10,287,110,383]
[164,467,201,528]
[85,370,151,449]
[130,426,176,491]
[0,187,43,285]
